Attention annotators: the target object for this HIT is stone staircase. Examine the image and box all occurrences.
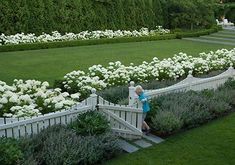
[183,29,235,46]
[118,133,164,153]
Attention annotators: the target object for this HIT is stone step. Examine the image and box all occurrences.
[210,34,235,39]
[118,139,139,153]
[200,36,235,42]
[134,139,152,148]
[217,31,235,35]
[223,28,235,31]
[183,38,235,46]
[142,133,164,144]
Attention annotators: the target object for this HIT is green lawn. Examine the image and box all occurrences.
[105,113,235,165]
[0,39,234,84]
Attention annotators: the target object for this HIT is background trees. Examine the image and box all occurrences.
[0,0,217,35]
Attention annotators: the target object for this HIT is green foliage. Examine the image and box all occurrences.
[0,137,23,165]
[215,1,235,23]
[149,79,235,135]
[0,0,216,35]
[175,26,220,39]
[69,111,110,136]
[151,110,183,134]
[20,125,120,165]
[167,0,216,30]
[0,0,162,35]
[98,85,129,104]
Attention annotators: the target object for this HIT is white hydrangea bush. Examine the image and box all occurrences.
[62,48,235,93]
[0,26,170,45]
[1,48,234,118]
[63,70,107,97]
[0,80,80,118]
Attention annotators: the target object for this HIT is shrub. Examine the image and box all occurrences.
[151,110,183,135]
[20,125,120,165]
[220,78,235,90]
[68,111,110,136]
[0,137,23,165]
[149,80,235,135]
[98,85,129,104]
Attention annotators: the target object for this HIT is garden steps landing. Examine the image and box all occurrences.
[118,133,164,153]
[182,29,235,46]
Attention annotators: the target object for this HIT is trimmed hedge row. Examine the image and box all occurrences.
[0,27,221,53]
[175,26,222,39]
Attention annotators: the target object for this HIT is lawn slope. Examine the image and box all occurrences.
[0,39,234,84]
[105,113,235,165]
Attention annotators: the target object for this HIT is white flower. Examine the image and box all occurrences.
[9,95,18,103]
[0,97,8,104]
[0,26,170,46]
[55,102,63,109]
[71,93,80,99]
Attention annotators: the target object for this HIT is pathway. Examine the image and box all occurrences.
[118,133,164,153]
[183,29,235,46]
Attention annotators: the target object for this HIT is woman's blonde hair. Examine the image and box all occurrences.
[135,85,143,94]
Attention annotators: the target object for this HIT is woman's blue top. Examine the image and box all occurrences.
[138,92,150,113]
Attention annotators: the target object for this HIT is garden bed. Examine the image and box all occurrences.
[0,26,220,52]
[0,111,121,165]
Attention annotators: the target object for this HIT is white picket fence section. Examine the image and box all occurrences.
[98,96,143,139]
[0,89,143,139]
[129,67,235,105]
[0,104,92,138]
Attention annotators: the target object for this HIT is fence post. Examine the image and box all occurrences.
[129,81,136,106]
[187,73,193,90]
[228,66,235,79]
[90,88,97,110]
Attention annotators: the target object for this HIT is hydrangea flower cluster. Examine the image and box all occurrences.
[0,26,170,45]
[0,80,80,118]
[63,48,235,95]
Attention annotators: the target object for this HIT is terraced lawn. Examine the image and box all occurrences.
[105,113,235,165]
[0,39,234,84]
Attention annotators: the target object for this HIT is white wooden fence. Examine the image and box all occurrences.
[0,89,143,139]
[129,67,235,105]
[3,67,233,140]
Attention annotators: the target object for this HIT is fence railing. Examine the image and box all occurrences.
[0,89,143,139]
[0,105,92,138]
[129,67,235,105]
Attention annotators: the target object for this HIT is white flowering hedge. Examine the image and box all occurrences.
[0,26,170,46]
[0,80,80,118]
[62,48,235,96]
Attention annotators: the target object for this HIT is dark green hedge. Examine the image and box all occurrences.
[175,26,221,39]
[0,0,216,35]
[0,0,163,35]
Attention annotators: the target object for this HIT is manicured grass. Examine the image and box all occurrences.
[0,39,234,84]
[105,113,235,165]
